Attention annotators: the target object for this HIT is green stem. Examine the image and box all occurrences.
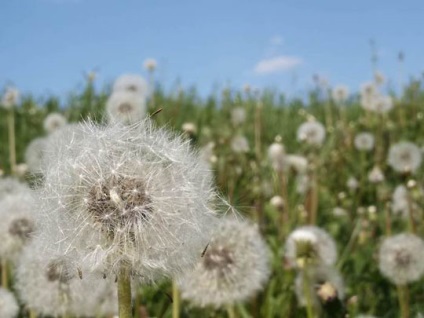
[7,109,16,174]
[29,309,37,318]
[226,305,236,318]
[118,268,132,318]
[1,260,8,289]
[397,284,409,318]
[172,280,180,318]
[337,220,361,269]
[303,270,314,318]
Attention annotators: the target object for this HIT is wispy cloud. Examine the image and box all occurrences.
[254,56,302,75]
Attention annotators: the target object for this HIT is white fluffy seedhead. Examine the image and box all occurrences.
[295,265,345,308]
[231,135,249,153]
[112,74,149,97]
[297,121,326,146]
[332,85,349,104]
[368,166,385,183]
[378,233,424,285]
[15,238,117,317]
[391,185,410,218]
[43,113,67,134]
[178,217,270,308]
[25,137,47,174]
[231,107,247,126]
[0,288,19,318]
[285,226,337,268]
[268,142,285,172]
[354,132,375,151]
[106,91,147,124]
[1,87,19,109]
[388,141,422,174]
[38,119,218,281]
[0,177,30,200]
[286,154,308,174]
[143,58,157,72]
[0,193,36,262]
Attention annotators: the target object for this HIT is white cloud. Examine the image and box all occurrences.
[254,56,302,75]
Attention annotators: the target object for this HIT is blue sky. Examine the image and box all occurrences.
[1,0,423,98]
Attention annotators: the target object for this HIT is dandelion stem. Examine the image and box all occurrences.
[302,269,314,318]
[172,280,180,318]
[226,305,236,318]
[397,284,409,318]
[309,171,318,225]
[29,309,37,318]
[7,109,16,174]
[337,220,361,269]
[1,260,8,289]
[118,268,132,318]
[254,100,262,161]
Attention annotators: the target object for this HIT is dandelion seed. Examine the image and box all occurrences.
[354,132,375,151]
[285,226,337,268]
[388,141,422,174]
[378,233,424,285]
[297,121,326,146]
[178,218,270,308]
[43,113,67,134]
[346,177,359,191]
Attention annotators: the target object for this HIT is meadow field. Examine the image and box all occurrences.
[1,71,424,318]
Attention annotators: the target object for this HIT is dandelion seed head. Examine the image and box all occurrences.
[178,218,270,308]
[270,195,284,210]
[368,166,385,183]
[354,132,375,151]
[25,137,47,174]
[106,91,147,124]
[0,193,36,262]
[231,107,246,126]
[0,288,19,318]
[43,113,67,134]
[347,176,359,190]
[378,233,424,285]
[268,142,285,171]
[38,119,218,280]
[1,87,19,109]
[182,122,197,135]
[285,226,337,268]
[0,177,30,200]
[231,135,249,153]
[332,85,349,104]
[388,141,422,174]
[112,74,149,96]
[295,266,344,308]
[297,121,326,146]
[143,58,157,72]
[287,155,308,174]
